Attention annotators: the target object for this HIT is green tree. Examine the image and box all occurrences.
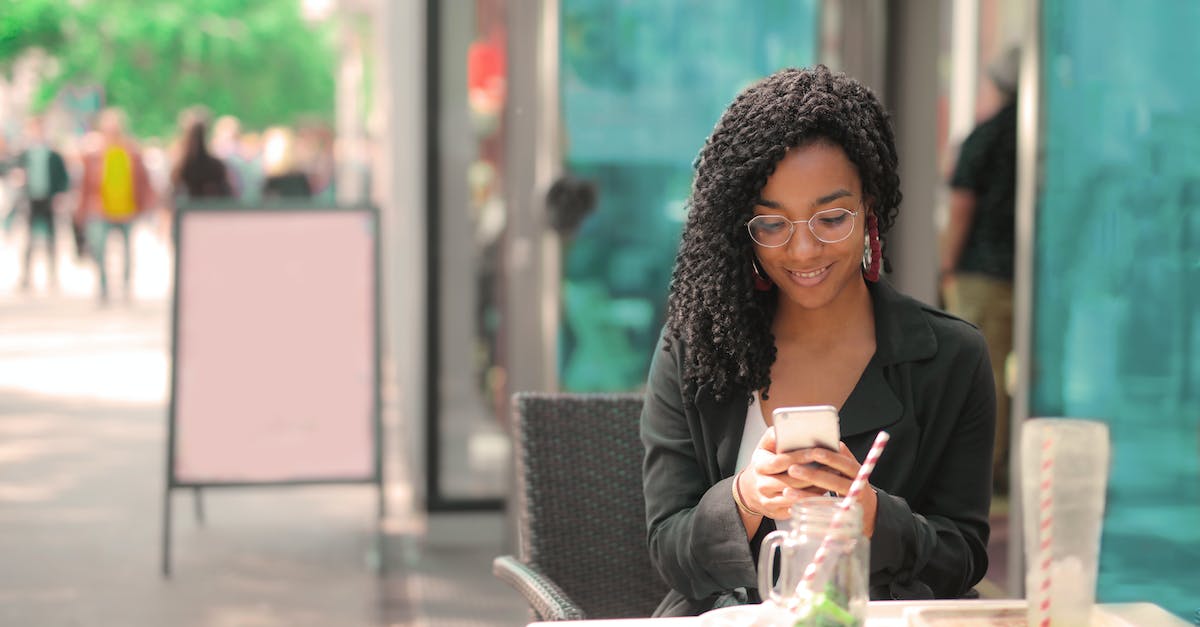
[0,1,64,74]
[0,0,336,137]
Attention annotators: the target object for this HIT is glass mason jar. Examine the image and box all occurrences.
[757,497,869,627]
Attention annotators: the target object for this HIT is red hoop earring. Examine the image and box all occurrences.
[862,213,882,283]
[751,257,773,291]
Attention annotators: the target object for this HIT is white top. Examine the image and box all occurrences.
[735,391,768,472]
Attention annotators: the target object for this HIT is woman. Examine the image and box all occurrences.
[641,65,995,616]
[172,118,233,200]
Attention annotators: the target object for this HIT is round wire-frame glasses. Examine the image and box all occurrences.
[746,207,860,247]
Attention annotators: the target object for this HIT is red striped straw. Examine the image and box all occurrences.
[799,431,891,591]
[1034,434,1054,627]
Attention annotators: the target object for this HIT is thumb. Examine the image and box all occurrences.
[758,425,778,454]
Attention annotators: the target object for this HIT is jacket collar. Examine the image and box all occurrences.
[696,278,937,473]
[867,278,938,366]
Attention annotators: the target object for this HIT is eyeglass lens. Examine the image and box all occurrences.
[747,208,856,246]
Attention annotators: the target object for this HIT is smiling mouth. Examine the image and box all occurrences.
[788,264,831,280]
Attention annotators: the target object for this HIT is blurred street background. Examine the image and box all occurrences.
[1,0,1197,624]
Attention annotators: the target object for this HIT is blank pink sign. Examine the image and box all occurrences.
[172,209,376,484]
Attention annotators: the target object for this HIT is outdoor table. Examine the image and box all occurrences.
[528,599,1189,626]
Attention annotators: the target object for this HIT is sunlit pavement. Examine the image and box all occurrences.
[0,222,526,626]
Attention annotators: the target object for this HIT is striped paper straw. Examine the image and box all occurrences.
[1034,434,1054,627]
[799,430,891,591]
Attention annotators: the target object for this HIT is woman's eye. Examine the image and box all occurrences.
[757,219,787,232]
[818,214,848,227]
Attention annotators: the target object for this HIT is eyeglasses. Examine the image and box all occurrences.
[746,208,859,247]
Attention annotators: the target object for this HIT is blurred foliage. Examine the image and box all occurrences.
[0,1,64,70]
[0,0,336,138]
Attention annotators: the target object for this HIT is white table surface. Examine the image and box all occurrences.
[528,599,1190,626]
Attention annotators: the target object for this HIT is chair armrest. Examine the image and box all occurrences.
[492,555,585,621]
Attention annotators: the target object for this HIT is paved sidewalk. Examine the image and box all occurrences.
[0,228,527,625]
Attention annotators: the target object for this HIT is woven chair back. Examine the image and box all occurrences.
[511,392,669,619]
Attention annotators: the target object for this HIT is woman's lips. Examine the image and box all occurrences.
[785,263,832,287]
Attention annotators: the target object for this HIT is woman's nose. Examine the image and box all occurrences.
[786,224,822,257]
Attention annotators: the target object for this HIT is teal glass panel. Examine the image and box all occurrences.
[559,0,818,391]
[1036,1,1200,618]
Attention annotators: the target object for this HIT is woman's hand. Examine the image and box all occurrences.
[738,427,831,521]
[785,442,880,537]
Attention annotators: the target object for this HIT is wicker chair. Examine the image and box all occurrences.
[493,392,669,621]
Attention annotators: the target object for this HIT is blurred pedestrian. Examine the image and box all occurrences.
[296,121,335,202]
[168,106,209,168]
[261,126,312,200]
[171,118,232,201]
[1,134,18,234]
[211,115,262,204]
[939,46,1019,494]
[76,108,154,304]
[235,129,265,205]
[59,133,93,260]
[140,138,174,244]
[14,116,71,291]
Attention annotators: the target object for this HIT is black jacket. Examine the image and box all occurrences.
[641,279,995,616]
[16,147,70,201]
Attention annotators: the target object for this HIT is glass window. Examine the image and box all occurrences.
[558,0,819,391]
[1035,0,1200,617]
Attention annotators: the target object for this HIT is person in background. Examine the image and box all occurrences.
[296,121,335,202]
[939,46,1019,494]
[235,130,265,205]
[641,66,995,615]
[211,115,263,205]
[171,117,232,201]
[14,115,71,292]
[1,134,17,234]
[76,108,154,304]
[260,126,312,200]
[59,132,94,261]
[168,106,209,167]
[139,138,174,244]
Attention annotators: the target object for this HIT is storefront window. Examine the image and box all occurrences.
[1035,0,1200,616]
[558,0,819,391]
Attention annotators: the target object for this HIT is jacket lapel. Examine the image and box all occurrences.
[839,279,937,437]
[835,278,936,434]
[839,355,903,437]
[869,279,937,368]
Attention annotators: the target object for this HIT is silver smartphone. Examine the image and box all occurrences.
[772,405,841,453]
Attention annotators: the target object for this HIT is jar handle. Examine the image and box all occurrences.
[757,530,789,605]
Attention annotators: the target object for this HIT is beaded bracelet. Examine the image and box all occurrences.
[731,471,765,518]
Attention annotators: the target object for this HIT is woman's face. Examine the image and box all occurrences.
[751,141,868,311]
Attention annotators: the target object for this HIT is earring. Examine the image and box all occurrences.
[861,213,881,282]
[751,257,773,291]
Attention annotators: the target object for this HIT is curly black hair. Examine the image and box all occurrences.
[664,65,902,403]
